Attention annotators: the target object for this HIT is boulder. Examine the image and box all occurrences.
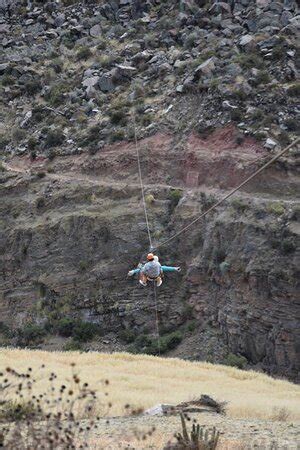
[90,24,101,38]
[195,58,215,76]
[98,75,114,92]
[82,76,99,87]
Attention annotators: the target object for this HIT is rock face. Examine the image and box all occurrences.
[0,0,299,381]
[0,127,299,381]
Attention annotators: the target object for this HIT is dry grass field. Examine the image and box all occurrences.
[1,348,299,422]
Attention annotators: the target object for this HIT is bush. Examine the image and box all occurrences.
[287,83,300,97]
[17,324,46,345]
[72,321,101,342]
[118,329,136,344]
[76,46,92,61]
[109,109,127,126]
[184,32,199,49]
[284,118,298,132]
[235,52,264,69]
[110,129,125,143]
[254,70,270,85]
[223,353,247,369]
[168,189,182,211]
[0,400,38,422]
[131,331,183,355]
[23,79,41,95]
[63,339,83,351]
[27,137,38,151]
[45,129,65,148]
[11,128,26,143]
[45,83,68,107]
[281,239,296,254]
[1,74,15,86]
[267,202,285,215]
[0,134,9,149]
[56,318,77,337]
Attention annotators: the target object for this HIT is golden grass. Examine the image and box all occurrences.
[1,348,299,421]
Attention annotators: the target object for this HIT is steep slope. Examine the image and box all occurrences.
[0,127,299,381]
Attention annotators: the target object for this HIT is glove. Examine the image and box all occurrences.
[128,270,135,277]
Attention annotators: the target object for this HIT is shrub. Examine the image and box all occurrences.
[79,260,88,271]
[230,109,243,122]
[110,129,125,143]
[174,413,220,450]
[284,118,298,132]
[145,194,155,205]
[235,52,264,69]
[17,324,46,345]
[45,83,68,107]
[186,321,197,332]
[267,202,285,215]
[0,134,9,149]
[27,137,38,151]
[168,189,182,212]
[63,339,83,351]
[0,400,38,422]
[287,83,300,97]
[254,70,270,85]
[45,129,64,148]
[184,32,199,49]
[11,128,26,143]
[23,79,41,95]
[1,74,15,86]
[223,353,247,369]
[118,329,136,344]
[109,109,127,126]
[281,239,296,254]
[231,198,248,212]
[132,331,183,355]
[56,318,76,337]
[76,46,92,61]
[72,321,101,342]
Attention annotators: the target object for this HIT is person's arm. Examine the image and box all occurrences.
[128,268,141,276]
[161,265,181,273]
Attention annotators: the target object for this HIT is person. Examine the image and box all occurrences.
[128,254,181,287]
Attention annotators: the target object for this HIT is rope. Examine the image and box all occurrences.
[133,113,153,251]
[153,284,161,357]
[155,137,300,250]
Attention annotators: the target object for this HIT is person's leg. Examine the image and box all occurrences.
[139,272,147,286]
[156,276,162,287]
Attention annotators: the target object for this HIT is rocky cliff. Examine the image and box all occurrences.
[0,0,299,381]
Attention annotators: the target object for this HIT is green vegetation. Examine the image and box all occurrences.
[76,46,92,61]
[287,83,300,97]
[17,324,46,346]
[0,400,38,422]
[267,202,285,216]
[72,321,102,343]
[118,328,137,344]
[235,52,264,69]
[63,339,83,351]
[168,189,183,212]
[175,413,220,450]
[281,238,296,255]
[45,129,65,148]
[130,331,183,355]
[223,353,248,369]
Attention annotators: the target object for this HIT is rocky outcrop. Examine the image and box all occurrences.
[0,128,299,380]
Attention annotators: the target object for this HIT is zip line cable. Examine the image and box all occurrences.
[133,113,153,251]
[154,137,300,250]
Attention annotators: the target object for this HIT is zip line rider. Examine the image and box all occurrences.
[128,254,181,287]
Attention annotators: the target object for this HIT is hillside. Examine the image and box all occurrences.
[0,349,300,448]
[0,0,299,383]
